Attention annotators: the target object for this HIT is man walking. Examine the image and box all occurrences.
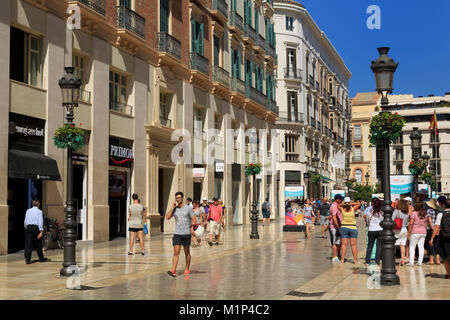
[329,194,343,264]
[24,200,47,264]
[261,198,272,227]
[207,197,223,246]
[166,192,196,277]
[319,197,331,238]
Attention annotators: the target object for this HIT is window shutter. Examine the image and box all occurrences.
[237,50,241,79]
[191,18,195,53]
[214,36,220,66]
[160,0,169,33]
[199,23,204,55]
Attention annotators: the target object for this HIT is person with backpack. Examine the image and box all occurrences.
[261,198,272,227]
[429,198,450,278]
[364,198,383,266]
[393,199,410,266]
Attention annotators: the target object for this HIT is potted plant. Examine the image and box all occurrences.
[53,124,84,150]
[408,160,427,176]
[245,162,262,176]
[369,112,405,146]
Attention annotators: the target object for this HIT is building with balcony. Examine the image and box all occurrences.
[368,93,450,196]
[350,92,380,186]
[0,0,278,255]
[273,0,351,215]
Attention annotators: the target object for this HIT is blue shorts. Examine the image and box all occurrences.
[305,217,313,224]
[340,227,358,239]
[262,210,270,219]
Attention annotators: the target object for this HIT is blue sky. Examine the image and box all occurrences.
[294,0,450,98]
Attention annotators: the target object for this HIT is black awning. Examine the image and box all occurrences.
[8,149,61,181]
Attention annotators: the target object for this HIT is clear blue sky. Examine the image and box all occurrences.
[294,0,450,98]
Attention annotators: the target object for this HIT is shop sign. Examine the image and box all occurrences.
[193,168,205,178]
[9,122,44,137]
[215,162,224,173]
[285,186,304,198]
[331,190,346,198]
[110,145,134,159]
[72,154,88,161]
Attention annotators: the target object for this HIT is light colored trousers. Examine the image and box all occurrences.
[409,233,426,265]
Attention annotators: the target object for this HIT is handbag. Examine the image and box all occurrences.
[143,223,148,235]
[195,225,205,238]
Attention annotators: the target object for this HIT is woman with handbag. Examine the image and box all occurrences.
[191,200,205,247]
[364,198,383,267]
[407,201,428,266]
[393,199,410,266]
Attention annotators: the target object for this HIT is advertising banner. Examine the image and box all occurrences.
[390,175,414,201]
[284,186,304,198]
[332,190,346,199]
[285,207,305,226]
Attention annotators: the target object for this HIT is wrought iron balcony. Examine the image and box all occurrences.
[212,0,228,18]
[269,99,278,114]
[189,52,209,76]
[109,100,133,115]
[116,5,145,39]
[265,42,277,60]
[284,68,302,80]
[245,85,268,107]
[308,75,315,87]
[160,117,172,127]
[258,34,265,49]
[230,77,246,95]
[76,0,106,15]
[212,65,230,88]
[229,11,243,32]
[243,24,257,43]
[285,153,300,162]
[158,32,181,60]
[278,112,304,123]
[352,156,363,162]
[354,134,362,141]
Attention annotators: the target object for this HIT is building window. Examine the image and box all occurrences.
[286,16,294,31]
[396,165,403,175]
[193,107,202,137]
[254,7,259,33]
[10,27,41,87]
[395,148,403,160]
[191,18,204,56]
[245,60,253,87]
[355,169,362,183]
[287,49,296,76]
[109,70,127,111]
[353,147,362,161]
[73,54,85,89]
[287,92,297,121]
[231,48,241,79]
[160,0,170,33]
[160,93,173,127]
[354,124,362,140]
[213,35,221,66]
[119,0,132,8]
[285,134,299,161]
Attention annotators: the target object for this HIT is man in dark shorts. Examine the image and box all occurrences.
[166,191,196,277]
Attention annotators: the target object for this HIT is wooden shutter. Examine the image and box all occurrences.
[237,50,241,80]
[199,23,204,55]
[160,0,169,33]
[191,18,195,53]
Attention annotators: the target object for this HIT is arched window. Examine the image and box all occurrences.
[355,169,362,183]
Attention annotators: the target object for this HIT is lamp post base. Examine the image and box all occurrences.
[380,274,400,286]
[60,265,77,277]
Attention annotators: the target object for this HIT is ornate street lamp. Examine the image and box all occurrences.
[421,151,430,167]
[59,67,81,277]
[409,127,422,161]
[249,130,259,239]
[312,154,320,199]
[370,47,399,286]
[365,172,370,186]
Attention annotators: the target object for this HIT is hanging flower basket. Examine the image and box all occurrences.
[245,162,262,176]
[311,173,321,183]
[421,172,437,191]
[53,124,84,150]
[369,112,405,146]
[408,160,427,176]
[345,180,353,188]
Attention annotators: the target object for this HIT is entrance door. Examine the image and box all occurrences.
[73,164,87,241]
[232,181,240,225]
[194,182,202,202]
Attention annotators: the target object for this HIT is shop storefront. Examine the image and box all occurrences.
[108,137,133,240]
[7,113,61,253]
[193,165,205,201]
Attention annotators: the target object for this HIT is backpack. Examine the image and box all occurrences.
[440,210,450,238]
[262,202,268,211]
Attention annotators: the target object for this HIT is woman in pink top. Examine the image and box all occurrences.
[407,201,428,266]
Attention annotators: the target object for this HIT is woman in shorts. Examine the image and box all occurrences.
[393,199,410,266]
[339,197,361,264]
[303,199,316,240]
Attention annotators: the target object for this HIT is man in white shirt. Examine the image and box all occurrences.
[24,200,48,264]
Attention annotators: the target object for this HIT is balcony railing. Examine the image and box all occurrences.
[352,156,363,162]
[258,34,265,49]
[160,117,172,127]
[354,135,362,141]
[78,89,91,104]
[116,5,146,39]
[229,11,243,32]
[243,24,257,43]
[278,112,304,123]
[76,0,106,15]
[189,52,209,76]
[212,0,228,18]
[230,77,246,95]
[246,85,268,107]
[109,100,133,115]
[265,42,277,60]
[269,99,278,114]
[158,32,181,60]
[309,117,316,128]
[309,75,315,87]
[285,153,300,162]
[284,68,302,80]
[212,65,230,88]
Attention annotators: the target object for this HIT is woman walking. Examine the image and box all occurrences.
[191,200,205,247]
[303,199,316,240]
[128,193,146,255]
[407,201,428,266]
[393,199,410,266]
[339,197,361,264]
[364,198,383,266]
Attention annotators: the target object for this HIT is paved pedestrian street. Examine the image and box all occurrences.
[0,219,448,300]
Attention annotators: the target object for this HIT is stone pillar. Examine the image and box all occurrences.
[87,37,109,242]
[146,145,160,236]
[223,111,232,227]
[43,14,65,223]
[239,121,247,224]
[0,0,10,254]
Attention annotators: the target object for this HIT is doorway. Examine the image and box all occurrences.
[108,169,129,240]
[73,164,87,241]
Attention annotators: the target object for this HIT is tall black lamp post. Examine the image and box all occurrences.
[409,127,422,194]
[345,167,351,195]
[312,154,320,199]
[59,67,81,276]
[365,172,370,186]
[370,47,399,286]
[249,131,259,239]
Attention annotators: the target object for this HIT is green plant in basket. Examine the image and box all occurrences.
[369,112,405,146]
[408,160,427,176]
[53,124,84,150]
[245,163,262,176]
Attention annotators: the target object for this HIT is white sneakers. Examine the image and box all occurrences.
[332,257,340,264]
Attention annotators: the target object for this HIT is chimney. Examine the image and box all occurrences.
[428,94,434,97]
